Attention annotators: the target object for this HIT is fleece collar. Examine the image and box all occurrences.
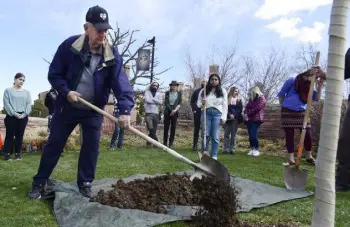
[71,34,114,62]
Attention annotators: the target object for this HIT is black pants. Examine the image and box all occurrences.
[3,115,28,155]
[192,111,201,147]
[163,114,178,146]
[33,105,102,186]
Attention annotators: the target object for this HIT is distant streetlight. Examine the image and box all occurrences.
[147,36,156,83]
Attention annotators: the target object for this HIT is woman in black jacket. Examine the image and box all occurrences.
[163,81,182,149]
[223,87,243,154]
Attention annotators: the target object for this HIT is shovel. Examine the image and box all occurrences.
[283,51,320,190]
[201,83,210,159]
[77,97,231,183]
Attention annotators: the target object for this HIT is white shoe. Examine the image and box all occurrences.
[248,149,254,156]
[212,156,218,160]
[252,150,260,156]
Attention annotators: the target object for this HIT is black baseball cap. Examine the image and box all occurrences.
[86,5,112,31]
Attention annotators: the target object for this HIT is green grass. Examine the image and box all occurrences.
[0,146,349,227]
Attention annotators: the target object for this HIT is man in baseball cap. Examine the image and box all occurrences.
[86,5,112,31]
[27,5,134,199]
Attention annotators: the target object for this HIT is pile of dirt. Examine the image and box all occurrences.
[91,173,201,214]
[90,174,298,227]
[190,175,240,227]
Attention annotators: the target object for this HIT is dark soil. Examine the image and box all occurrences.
[90,173,298,227]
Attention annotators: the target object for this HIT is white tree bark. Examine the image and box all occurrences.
[312,1,349,227]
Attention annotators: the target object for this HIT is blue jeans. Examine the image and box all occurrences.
[247,121,261,149]
[110,114,124,148]
[201,107,222,158]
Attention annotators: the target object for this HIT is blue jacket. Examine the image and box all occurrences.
[48,34,135,115]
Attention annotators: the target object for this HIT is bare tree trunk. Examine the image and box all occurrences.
[312,1,349,226]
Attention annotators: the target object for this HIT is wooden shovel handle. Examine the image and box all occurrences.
[77,97,207,171]
[295,51,320,166]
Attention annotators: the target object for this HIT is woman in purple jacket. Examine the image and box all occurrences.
[244,86,266,157]
[277,66,325,165]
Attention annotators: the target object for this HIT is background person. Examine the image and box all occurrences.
[2,73,32,161]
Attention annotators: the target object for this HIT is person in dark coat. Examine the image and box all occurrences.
[190,80,206,151]
[44,88,58,133]
[336,48,350,192]
[163,81,182,149]
[27,5,135,199]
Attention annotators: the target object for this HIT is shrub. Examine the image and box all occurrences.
[310,100,347,144]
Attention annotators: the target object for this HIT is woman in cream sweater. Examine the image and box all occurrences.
[197,74,228,160]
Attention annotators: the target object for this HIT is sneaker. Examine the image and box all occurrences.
[212,156,218,160]
[247,149,254,156]
[15,153,22,160]
[27,183,45,199]
[79,182,92,198]
[4,153,11,161]
[252,150,260,157]
[109,146,115,150]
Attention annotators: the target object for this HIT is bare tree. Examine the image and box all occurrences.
[184,43,242,90]
[44,22,172,88]
[108,23,172,87]
[207,44,241,89]
[240,46,291,104]
[291,43,327,73]
[184,47,207,89]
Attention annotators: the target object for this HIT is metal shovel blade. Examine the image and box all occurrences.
[284,166,308,190]
[190,154,231,183]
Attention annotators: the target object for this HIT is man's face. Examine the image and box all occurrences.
[170,85,178,91]
[85,23,107,46]
[151,83,158,92]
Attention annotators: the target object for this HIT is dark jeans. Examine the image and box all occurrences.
[192,111,201,148]
[47,115,53,133]
[110,113,124,148]
[284,128,312,153]
[3,115,28,155]
[247,121,261,149]
[224,119,239,152]
[33,105,102,186]
[110,125,124,148]
[145,113,159,142]
[163,114,178,146]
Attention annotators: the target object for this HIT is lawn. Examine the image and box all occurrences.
[0,141,349,227]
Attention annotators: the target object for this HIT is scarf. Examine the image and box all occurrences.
[230,97,238,105]
[294,70,311,104]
